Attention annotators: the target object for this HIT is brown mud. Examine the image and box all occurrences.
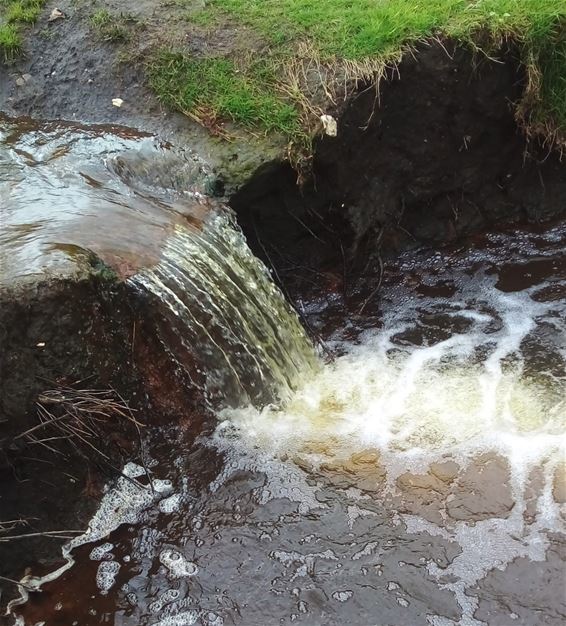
[233,43,566,305]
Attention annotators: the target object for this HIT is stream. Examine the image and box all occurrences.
[1,119,565,626]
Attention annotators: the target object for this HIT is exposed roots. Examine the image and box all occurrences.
[277,40,405,171]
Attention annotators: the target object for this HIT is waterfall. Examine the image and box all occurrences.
[129,208,320,408]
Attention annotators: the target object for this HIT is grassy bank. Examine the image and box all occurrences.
[150,0,565,152]
[0,0,44,59]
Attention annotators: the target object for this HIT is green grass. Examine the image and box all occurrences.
[160,0,565,147]
[533,23,566,129]
[90,9,133,43]
[149,53,301,138]
[0,22,20,59]
[206,0,565,59]
[0,0,44,59]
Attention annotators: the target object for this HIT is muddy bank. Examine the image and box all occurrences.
[233,42,566,303]
[0,270,204,605]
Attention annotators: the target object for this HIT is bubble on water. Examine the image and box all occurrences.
[122,462,147,478]
[162,589,181,602]
[159,493,182,513]
[96,560,120,595]
[126,592,138,606]
[332,590,353,602]
[159,549,198,578]
[89,543,114,561]
[352,541,379,561]
[149,601,164,613]
[203,613,224,626]
[150,610,199,626]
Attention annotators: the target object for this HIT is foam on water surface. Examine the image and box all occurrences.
[213,261,565,482]
[10,220,566,625]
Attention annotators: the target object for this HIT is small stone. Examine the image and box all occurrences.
[22,73,32,82]
[15,77,25,87]
[48,8,65,22]
[320,114,337,137]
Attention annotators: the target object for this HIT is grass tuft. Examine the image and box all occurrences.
[0,0,45,58]
[148,52,301,139]
[90,9,133,43]
[0,22,21,59]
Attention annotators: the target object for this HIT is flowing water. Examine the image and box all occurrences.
[0,116,315,405]
[1,118,565,625]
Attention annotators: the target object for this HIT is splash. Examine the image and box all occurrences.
[214,265,565,468]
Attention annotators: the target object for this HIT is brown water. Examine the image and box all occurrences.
[1,119,565,626]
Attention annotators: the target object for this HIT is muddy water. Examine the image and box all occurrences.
[0,116,316,406]
[8,210,565,626]
[2,117,565,625]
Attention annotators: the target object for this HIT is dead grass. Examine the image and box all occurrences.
[163,0,566,159]
[14,385,143,466]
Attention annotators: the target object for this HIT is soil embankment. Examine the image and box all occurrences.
[233,42,566,305]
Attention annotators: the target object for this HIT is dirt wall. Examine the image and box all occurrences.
[232,42,566,299]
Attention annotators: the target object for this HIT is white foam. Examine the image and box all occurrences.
[89,543,114,561]
[159,549,198,578]
[208,266,565,624]
[150,611,199,626]
[213,284,564,485]
[95,560,120,595]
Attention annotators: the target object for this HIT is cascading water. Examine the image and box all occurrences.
[128,210,319,408]
[3,117,565,626]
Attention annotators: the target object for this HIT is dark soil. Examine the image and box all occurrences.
[0,273,204,607]
[233,42,566,305]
